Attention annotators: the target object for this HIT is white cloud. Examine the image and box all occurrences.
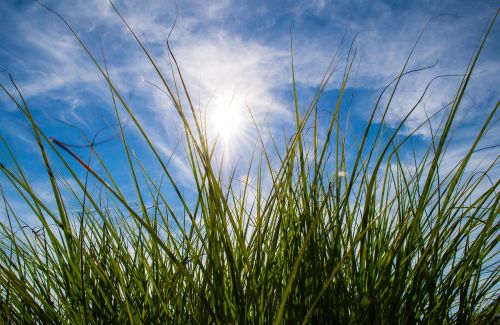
[1,0,497,195]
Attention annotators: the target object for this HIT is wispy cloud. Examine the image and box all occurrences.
[0,0,497,193]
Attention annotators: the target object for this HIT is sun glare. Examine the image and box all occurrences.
[211,107,243,145]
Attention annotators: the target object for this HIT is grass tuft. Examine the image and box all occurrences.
[0,5,499,324]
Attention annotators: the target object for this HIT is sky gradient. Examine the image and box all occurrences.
[0,0,499,219]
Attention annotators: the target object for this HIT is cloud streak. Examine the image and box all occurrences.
[0,0,498,193]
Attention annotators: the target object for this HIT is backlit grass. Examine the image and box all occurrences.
[0,4,498,324]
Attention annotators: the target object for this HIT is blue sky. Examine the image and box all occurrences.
[0,0,499,219]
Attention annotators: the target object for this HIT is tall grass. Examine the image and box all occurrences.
[0,4,498,324]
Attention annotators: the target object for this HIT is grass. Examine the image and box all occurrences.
[0,4,499,324]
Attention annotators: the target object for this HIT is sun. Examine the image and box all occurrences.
[211,106,244,145]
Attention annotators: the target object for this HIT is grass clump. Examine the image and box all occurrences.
[0,4,499,324]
